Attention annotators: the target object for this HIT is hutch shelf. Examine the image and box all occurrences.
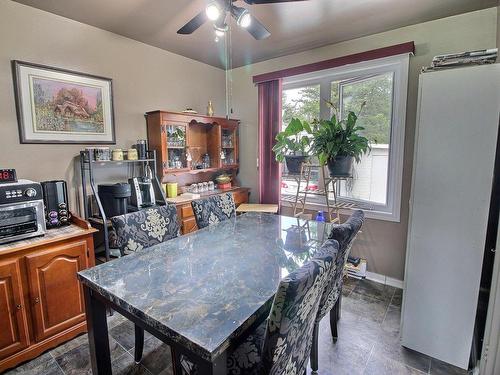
[145,111,240,182]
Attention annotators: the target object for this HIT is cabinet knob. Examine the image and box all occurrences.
[16,304,22,310]
[34,297,40,304]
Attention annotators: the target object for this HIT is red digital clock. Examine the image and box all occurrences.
[0,169,17,184]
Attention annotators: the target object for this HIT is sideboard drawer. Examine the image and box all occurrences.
[180,204,194,219]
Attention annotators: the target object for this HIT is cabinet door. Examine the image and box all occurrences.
[25,239,88,342]
[0,260,29,360]
[182,217,198,234]
[233,190,249,207]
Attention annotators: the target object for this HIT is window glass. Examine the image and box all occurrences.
[334,73,394,205]
[281,86,320,197]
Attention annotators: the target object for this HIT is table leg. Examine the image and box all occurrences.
[84,286,112,374]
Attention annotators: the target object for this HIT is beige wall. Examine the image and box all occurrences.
[0,1,226,212]
[231,7,498,280]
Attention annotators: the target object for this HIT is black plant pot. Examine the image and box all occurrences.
[285,155,308,174]
[327,156,353,177]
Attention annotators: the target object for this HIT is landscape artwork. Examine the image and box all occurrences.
[13,61,115,144]
[31,77,105,134]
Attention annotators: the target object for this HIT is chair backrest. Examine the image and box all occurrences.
[111,204,179,254]
[261,239,338,375]
[316,210,365,321]
[191,192,236,229]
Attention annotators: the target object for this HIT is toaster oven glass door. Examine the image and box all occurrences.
[0,201,46,244]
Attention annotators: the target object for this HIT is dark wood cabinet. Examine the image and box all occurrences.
[0,215,96,373]
[25,239,88,342]
[0,260,29,361]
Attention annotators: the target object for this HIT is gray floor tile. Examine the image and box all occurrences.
[381,305,401,336]
[364,353,427,375]
[54,336,126,375]
[372,333,431,373]
[111,353,152,375]
[352,279,396,303]
[50,333,89,358]
[430,358,468,375]
[314,317,372,375]
[132,336,173,375]
[390,288,403,307]
[4,352,63,375]
[342,291,391,324]
[110,320,152,351]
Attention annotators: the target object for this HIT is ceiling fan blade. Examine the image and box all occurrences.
[244,0,308,4]
[246,15,271,40]
[177,10,208,34]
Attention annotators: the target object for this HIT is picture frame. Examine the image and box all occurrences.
[12,60,116,144]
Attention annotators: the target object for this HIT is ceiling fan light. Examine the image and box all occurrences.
[239,12,252,28]
[206,2,221,21]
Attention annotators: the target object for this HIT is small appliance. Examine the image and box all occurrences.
[129,165,155,208]
[98,183,131,217]
[0,175,46,244]
[41,180,71,228]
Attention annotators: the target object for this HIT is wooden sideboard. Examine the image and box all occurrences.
[169,187,250,234]
[0,215,96,373]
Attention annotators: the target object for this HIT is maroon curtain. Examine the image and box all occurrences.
[258,79,282,204]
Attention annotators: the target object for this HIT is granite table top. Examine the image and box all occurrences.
[78,212,332,361]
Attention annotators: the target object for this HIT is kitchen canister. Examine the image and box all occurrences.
[127,148,138,160]
[166,183,178,198]
[112,149,124,161]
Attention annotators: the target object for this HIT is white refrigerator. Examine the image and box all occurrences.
[401,64,500,369]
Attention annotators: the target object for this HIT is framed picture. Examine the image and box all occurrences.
[12,60,116,144]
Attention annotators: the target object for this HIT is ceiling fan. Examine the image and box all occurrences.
[177,0,308,41]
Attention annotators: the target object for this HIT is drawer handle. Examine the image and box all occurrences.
[34,297,40,304]
[16,304,22,310]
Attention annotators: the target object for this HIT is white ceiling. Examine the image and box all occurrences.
[13,0,497,69]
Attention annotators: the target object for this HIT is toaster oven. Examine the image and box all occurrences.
[0,180,46,244]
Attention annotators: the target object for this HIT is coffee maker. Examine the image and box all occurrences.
[129,165,155,208]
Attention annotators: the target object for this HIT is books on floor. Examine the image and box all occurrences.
[345,258,367,279]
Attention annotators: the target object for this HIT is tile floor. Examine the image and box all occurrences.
[4,278,469,375]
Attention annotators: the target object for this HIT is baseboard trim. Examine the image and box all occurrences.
[365,271,404,289]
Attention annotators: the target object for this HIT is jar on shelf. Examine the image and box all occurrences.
[112,149,124,161]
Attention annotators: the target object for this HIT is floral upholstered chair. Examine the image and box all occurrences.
[111,204,180,364]
[227,239,338,375]
[178,239,338,375]
[310,210,365,372]
[111,204,180,255]
[191,192,236,229]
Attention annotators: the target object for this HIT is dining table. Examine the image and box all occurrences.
[77,212,333,374]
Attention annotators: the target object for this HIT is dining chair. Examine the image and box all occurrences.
[190,192,236,229]
[177,239,339,375]
[110,204,180,364]
[111,204,180,256]
[227,239,338,375]
[310,210,365,372]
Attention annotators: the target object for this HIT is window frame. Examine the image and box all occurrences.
[281,54,410,222]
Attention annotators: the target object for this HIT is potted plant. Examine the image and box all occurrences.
[273,118,312,174]
[311,104,370,177]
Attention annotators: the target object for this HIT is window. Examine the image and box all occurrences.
[280,54,409,221]
[281,85,320,197]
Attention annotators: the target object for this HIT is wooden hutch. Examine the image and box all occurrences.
[145,111,249,234]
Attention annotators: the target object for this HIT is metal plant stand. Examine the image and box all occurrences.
[284,163,356,223]
[80,150,166,261]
